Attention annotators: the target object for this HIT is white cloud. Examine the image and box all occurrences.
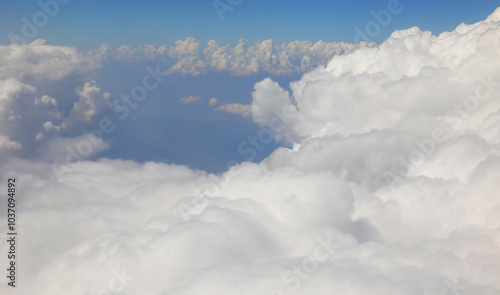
[0,39,96,81]
[167,37,206,75]
[215,103,251,117]
[208,97,220,106]
[0,40,104,158]
[180,95,202,104]
[251,9,500,144]
[67,81,110,122]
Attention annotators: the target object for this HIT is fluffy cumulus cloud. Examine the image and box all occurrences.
[0,39,95,81]
[1,8,500,295]
[200,38,374,76]
[65,81,111,123]
[0,40,108,160]
[90,37,376,76]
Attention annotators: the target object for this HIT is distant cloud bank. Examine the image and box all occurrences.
[89,38,376,76]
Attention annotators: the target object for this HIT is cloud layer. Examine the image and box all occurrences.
[1,7,500,295]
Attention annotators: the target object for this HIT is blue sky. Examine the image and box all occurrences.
[81,62,289,172]
[1,0,499,49]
